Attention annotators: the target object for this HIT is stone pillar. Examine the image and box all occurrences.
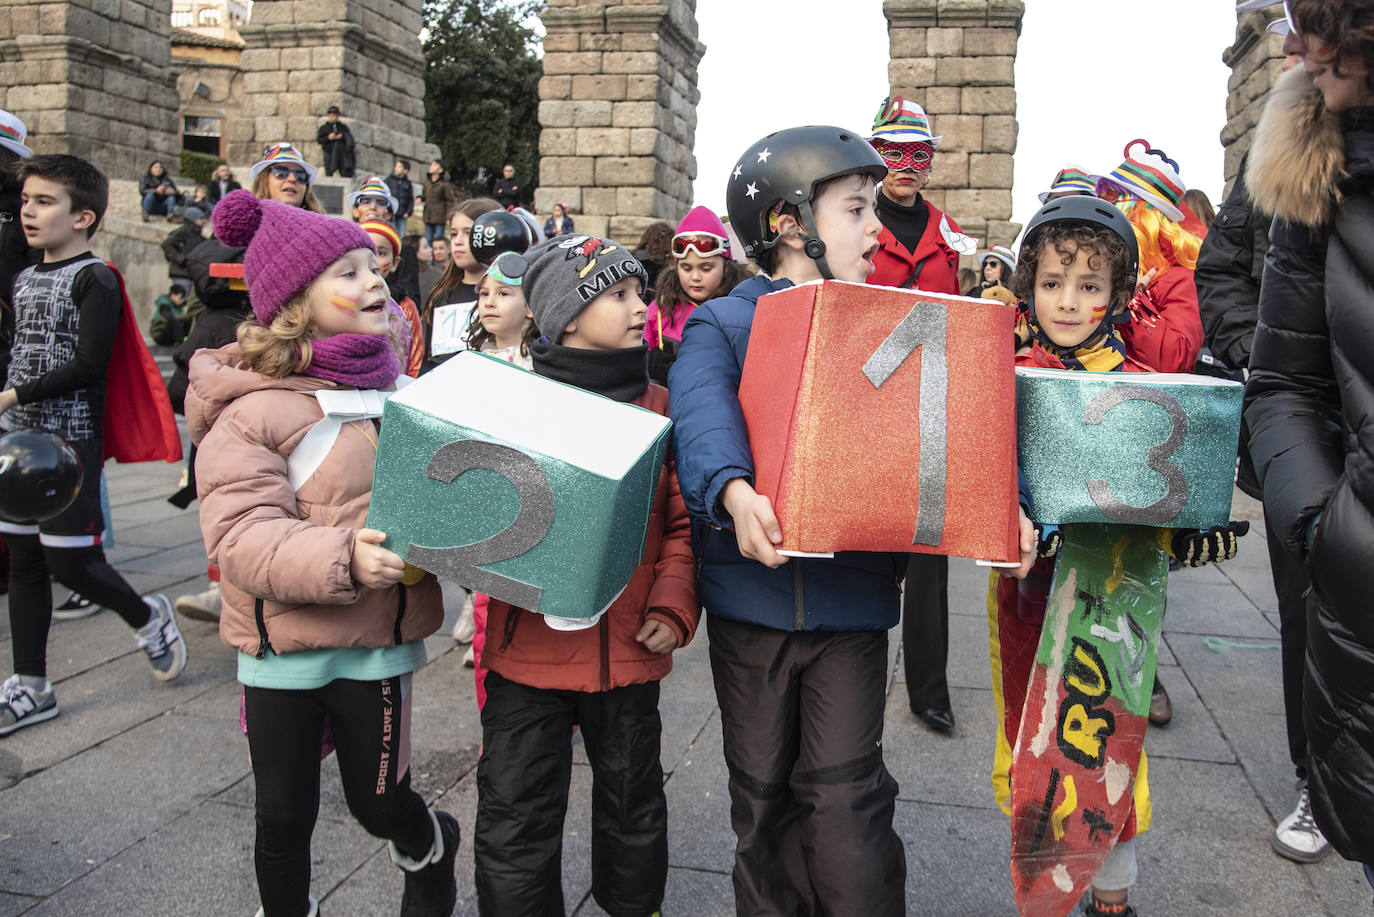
[1221,3,1286,193]
[0,0,179,179]
[229,0,437,177]
[883,0,1023,252]
[534,0,705,242]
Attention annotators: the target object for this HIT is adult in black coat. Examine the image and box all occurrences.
[316,106,356,178]
[1197,137,1326,862]
[205,162,241,207]
[493,163,521,210]
[1243,28,1374,872]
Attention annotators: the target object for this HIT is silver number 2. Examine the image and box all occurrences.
[406,440,555,612]
[862,300,948,546]
[1081,385,1189,525]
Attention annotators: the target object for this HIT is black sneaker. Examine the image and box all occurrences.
[396,810,459,917]
[53,592,102,620]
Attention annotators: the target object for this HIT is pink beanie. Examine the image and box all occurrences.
[213,189,376,324]
[675,205,731,257]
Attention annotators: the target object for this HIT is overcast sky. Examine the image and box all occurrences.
[690,0,1242,242]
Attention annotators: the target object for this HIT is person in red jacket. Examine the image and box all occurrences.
[865,96,977,734]
[1095,140,1205,376]
[474,234,699,917]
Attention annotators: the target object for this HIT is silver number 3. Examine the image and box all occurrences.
[862,300,948,546]
[1081,385,1189,525]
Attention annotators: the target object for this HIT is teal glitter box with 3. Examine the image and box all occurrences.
[1016,367,1243,530]
[366,351,673,621]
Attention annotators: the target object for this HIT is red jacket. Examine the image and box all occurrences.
[481,383,700,693]
[1120,265,1203,373]
[869,200,963,293]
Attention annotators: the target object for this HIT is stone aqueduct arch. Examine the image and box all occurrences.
[0,0,1274,274]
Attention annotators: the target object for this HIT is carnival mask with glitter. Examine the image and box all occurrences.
[873,141,934,173]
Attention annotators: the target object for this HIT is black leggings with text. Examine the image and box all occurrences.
[244,676,434,917]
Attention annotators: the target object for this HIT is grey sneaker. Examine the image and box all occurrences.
[451,592,475,643]
[52,591,102,620]
[173,582,221,623]
[0,674,59,736]
[1272,787,1330,862]
[137,594,187,681]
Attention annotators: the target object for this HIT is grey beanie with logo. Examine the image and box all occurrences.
[522,234,646,343]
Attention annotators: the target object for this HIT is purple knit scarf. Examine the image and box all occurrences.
[305,332,400,389]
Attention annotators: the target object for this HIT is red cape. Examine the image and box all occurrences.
[103,262,183,463]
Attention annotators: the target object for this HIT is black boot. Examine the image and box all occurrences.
[393,810,459,917]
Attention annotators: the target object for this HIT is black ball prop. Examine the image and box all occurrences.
[0,429,84,524]
[469,211,532,266]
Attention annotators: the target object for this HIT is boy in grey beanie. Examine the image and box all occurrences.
[522,234,647,343]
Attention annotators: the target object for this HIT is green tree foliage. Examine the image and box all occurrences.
[423,0,544,199]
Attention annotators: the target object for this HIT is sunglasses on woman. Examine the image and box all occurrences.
[269,164,310,184]
[671,232,728,259]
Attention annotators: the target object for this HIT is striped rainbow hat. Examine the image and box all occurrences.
[347,175,398,214]
[977,244,1017,273]
[869,96,942,147]
[1037,166,1099,203]
[1100,139,1186,223]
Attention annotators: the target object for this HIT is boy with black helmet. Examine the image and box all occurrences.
[991,197,1247,917]
[670,126,916,915]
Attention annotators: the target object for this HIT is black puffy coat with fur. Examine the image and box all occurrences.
[1243,66,1374,864]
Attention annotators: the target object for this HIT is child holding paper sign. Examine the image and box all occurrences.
[473,234,698,917]
[994,196,1246,917]
[186,191,458,917]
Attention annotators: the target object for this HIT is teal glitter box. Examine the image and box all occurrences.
[366,351,673,620]
[1016,367,1243,529]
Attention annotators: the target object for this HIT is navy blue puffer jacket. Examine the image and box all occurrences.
[667,274,904,633]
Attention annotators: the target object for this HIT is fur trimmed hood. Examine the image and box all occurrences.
[1246,66,1346,227]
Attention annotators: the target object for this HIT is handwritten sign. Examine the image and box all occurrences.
[738,280,1018,561]
[366,351,671,619]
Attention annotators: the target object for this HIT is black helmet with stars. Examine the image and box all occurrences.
[725,125,887,280]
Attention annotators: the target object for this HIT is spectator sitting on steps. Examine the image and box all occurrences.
[140,160,180,221]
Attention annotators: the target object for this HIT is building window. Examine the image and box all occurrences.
[170,9,193,26]
[183,116,222,156]
[197,7,220,25]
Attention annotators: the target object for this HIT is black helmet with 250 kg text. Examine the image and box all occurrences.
[725,125,887,280]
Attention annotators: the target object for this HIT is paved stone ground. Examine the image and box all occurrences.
[0,417,1370,915]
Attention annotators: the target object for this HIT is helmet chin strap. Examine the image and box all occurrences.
[797,200,834,280]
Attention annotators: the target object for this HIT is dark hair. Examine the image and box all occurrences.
[637,222,674,262]
[1289,0,1374,97]
[959,267,979,296]
[169,284,186,297]
[148,160,165,175]
[654,254,746,323]
[19,154,109,238]
[424,196,502,319]
[755,172,873,274]
[396,159,410,172]
[1010,222,1135,317]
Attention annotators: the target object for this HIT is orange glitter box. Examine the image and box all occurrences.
[739,280,1019,563]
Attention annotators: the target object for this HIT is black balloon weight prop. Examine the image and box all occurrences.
[470,210,533,265]
[0,429,84,524]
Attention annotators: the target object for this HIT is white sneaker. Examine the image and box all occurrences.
[137,595,188,682]
[0,674,59,736]
[1272,787,1331,862]
[174,581,222,623]
[451,592,476,644]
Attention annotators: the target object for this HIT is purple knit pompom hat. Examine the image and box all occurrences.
[212,189,376,324]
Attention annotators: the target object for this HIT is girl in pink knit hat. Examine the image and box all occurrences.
[185,189,458,917]
[643,205,747,384]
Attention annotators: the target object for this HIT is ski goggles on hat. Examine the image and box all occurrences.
[671,231,728,259]
[269,164,311,183]
[871,141,933,173]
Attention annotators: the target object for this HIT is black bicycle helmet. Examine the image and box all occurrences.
[1020,195,1140,331]
[725,125,887,280]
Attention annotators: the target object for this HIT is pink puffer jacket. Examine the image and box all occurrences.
[186,343,443,657]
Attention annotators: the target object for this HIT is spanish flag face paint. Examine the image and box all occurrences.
[331,292,361,313]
